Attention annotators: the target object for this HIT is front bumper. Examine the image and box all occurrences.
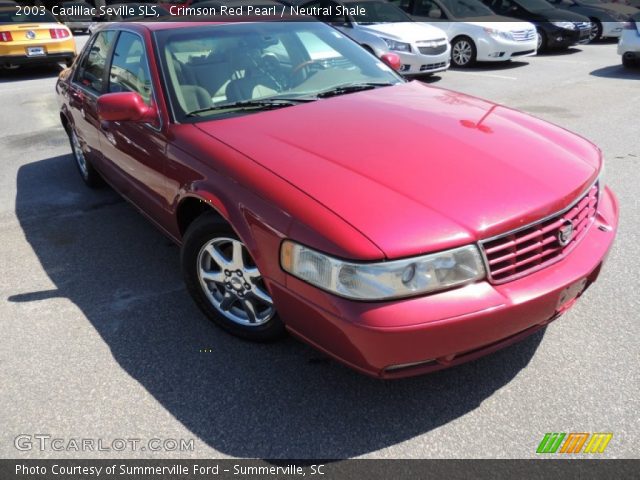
[546,26,590,48]
[271,187,618,378]
[397,48,450,75]
[476,35,537,62]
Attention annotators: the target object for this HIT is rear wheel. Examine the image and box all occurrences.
[181,213,286,342]
[451,37,476,68]
[622,53,636,68]
[67,125,103,188]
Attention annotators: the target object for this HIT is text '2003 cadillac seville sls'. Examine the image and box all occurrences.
[56,20,618,378]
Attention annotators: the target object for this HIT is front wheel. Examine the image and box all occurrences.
[622,54,635,68]
[536,28,547,52]
[451,37,476,68]
[181,213,286,342]
[589,20,602,43]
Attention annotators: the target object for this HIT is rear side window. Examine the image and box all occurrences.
[108,31,153,105]
[75,30,116,94]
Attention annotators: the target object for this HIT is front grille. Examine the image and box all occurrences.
[420,62,447,71]
[418,44,448,55]
[511,29,536,42]
[480,182,599,283]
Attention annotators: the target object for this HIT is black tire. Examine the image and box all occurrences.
[536,28,547,52]
[450,37,476,68]
[589,19,602,43]
[622,54,635,68]
[181,212,286,342]
[66,124,103,188]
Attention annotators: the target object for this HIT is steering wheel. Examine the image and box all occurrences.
[291,58,326,76]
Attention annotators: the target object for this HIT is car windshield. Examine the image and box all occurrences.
[514,0,554,11]
[351,1,413,23]
[439,0,495,17]
[155,22,403,121]
[0,9,58,23]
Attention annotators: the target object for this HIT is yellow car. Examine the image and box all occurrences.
[0,6,76,69]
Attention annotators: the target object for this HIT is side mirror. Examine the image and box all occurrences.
[97,92,158,124]
[380,52,402,71]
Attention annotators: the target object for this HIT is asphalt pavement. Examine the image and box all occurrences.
[0,35,638,459]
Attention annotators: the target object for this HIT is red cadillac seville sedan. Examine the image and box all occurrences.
[56,20,618,378]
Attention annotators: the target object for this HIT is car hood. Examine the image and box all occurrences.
[195,82,600,259]
[358,22,447,41]
[457,18,537,30]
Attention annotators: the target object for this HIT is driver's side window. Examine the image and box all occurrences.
[108,32,153,105]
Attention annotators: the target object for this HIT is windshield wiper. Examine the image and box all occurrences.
[315,82,396,99]
[186,98,312,117]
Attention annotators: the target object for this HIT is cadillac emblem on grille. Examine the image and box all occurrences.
[557,220,574,246]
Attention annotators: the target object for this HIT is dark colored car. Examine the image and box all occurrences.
[547,0,638,41]
[56,21,618,378]
[56,1,93,33]
[482,0,593,49]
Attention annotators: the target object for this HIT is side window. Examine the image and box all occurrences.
[415,0,444,18]
[108,32,153,105]
[75,31,116,93]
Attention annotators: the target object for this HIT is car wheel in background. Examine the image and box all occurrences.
[181,212,286,342]
[622,53,636,68]
[589,19,602,42]
[536,28,547,51]
[451,37,476,68]
[66,125,103,188]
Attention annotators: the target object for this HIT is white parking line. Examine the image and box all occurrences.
[450,71,518,81]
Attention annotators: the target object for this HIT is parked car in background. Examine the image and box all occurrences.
[547,0,639,41]
[88,3,171,34]
[390,0,538,67]
[56,1,93,33]
[0,6,75,69]
[481,0,593,49]
[57,21,618,378]
[300,0,451,75]
[618,12,640,65]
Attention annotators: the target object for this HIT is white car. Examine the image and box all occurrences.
[618,15,640,67]
[391,0,539,67]
[301,0,451,75]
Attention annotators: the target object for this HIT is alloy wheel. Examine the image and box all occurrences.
[70,130,89,179]
[197,237,275,327]
[452,40,472,67]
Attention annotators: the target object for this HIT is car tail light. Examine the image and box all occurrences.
[0,31,13,42]
[49,28,70,39]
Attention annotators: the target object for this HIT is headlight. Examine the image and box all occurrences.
[381,37,412,53]
[552,21,577,30]
[483,27,514,41]
[280,241,486,300]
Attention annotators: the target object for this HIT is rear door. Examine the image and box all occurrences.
[70,30,116,171]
